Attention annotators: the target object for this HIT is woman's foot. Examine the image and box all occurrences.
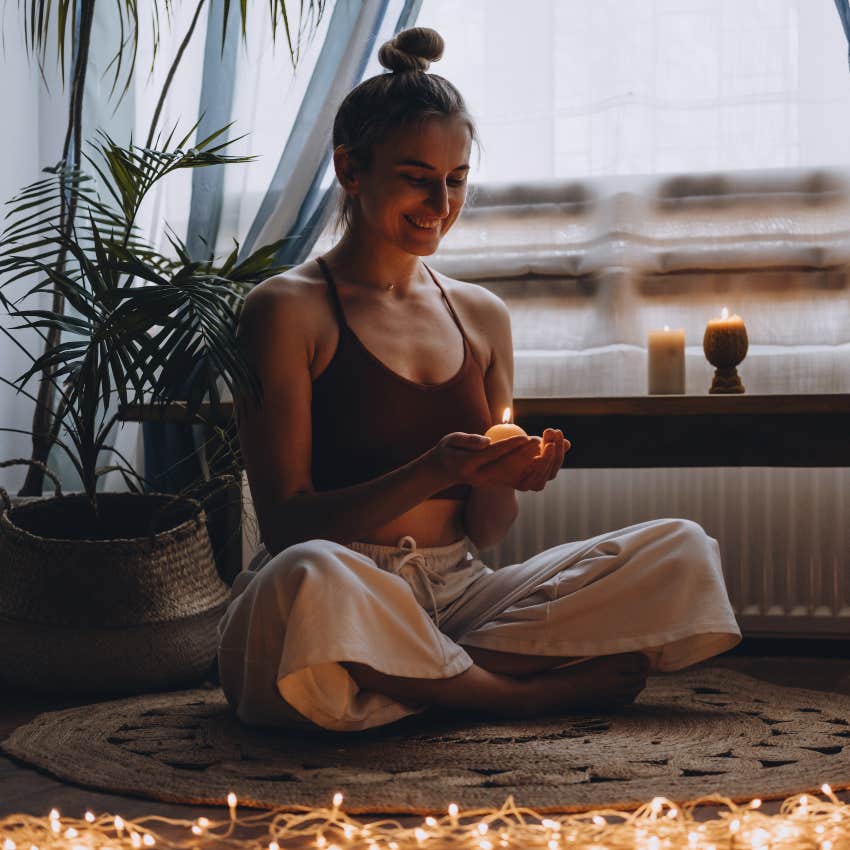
[521,651,650,716]
[342,651,649,719]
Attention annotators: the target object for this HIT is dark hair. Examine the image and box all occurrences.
[332,27,479,231]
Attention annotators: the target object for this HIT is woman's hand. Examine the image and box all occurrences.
[514,428,571,492]
[431,432,540,489]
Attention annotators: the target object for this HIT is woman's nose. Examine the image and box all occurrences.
[427,181,450,216]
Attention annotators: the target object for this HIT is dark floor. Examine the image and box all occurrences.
[3,639,850,846]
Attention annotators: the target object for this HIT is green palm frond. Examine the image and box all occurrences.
[2,127,283,499]
[88,124,253,231]
[0,163,176,290]
[22,0,326,105]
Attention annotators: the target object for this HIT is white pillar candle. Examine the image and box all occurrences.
[647,325,686,394]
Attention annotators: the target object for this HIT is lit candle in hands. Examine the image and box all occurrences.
[484,407,528,442]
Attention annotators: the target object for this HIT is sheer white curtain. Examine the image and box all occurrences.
[418,0,850,181]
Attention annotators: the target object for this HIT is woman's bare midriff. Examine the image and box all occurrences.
[360,497,467,547]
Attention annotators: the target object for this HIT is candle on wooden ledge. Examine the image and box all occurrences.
[484,407,527,442]
[703,306,748,394]
[647,325,685,394]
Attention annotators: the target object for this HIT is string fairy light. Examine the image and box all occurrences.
[1,785,849,849]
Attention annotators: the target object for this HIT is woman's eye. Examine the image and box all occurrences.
[403,175,467,188]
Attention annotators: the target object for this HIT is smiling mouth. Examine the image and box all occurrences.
[404,215,441,231]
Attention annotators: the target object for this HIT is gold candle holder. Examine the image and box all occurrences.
[703,307,748,394]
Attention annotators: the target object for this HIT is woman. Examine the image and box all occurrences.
[217,27,742,732]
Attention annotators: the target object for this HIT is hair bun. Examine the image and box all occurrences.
[378,27,444,73]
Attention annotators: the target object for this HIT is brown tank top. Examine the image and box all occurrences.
[310,257,492,500]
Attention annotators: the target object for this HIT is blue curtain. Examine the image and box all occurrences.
[835,0,850,69]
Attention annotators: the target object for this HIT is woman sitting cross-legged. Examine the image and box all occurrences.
[217,27,742,733]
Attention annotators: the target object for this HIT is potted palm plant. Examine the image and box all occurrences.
[0,125,286,696]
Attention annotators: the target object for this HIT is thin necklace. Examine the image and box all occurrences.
[322,257,407,291]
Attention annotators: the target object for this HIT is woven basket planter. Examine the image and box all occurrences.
[0,491,231,696]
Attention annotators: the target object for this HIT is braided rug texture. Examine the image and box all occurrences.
[4,668,850,814]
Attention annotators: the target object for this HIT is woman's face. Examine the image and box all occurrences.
[346,114,472,256]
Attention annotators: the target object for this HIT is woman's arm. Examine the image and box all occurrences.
[464,292,520,551]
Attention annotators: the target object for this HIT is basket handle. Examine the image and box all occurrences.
[0,459,63,514]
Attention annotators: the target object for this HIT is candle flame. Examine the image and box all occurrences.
[501,407,512,424]
[721,306,729,320]
[663,324,669,332]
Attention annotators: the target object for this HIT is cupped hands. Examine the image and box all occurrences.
[434,429,571,492]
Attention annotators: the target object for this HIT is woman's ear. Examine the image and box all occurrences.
[333,145,360,194]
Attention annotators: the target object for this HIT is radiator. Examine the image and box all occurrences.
[488,467,850,639]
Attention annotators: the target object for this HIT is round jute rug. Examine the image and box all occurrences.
[3,667,850,814]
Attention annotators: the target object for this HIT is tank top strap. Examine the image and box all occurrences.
[423,263,471,347]
[315,256,349,330]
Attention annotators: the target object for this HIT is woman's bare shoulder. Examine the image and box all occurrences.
[244,260,325,309]
[430,267,509,327]
[241,260,330,332]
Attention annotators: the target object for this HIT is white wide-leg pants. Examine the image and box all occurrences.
[217,518,742,732]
